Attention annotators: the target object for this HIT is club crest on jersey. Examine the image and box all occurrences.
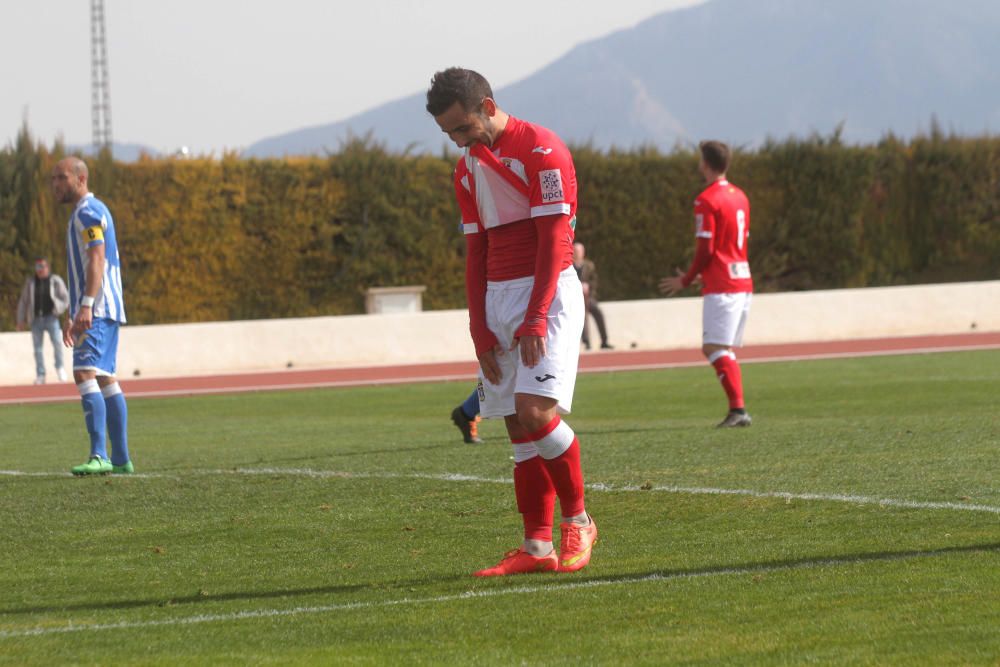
[498,156,528,183]
[540,169,563,202]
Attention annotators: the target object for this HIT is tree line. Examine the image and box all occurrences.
[2,124,997,329]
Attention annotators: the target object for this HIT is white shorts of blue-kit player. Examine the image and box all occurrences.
[702,292,752,347]
[478,266,585,419]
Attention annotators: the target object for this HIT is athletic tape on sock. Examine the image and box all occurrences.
[512,442,540,463]
[77,379,100,396]
[101,382,122,398]
[534,418,575,460]
[708,349,729,364]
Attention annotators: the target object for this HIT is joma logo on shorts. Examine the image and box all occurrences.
[535,374,556,383]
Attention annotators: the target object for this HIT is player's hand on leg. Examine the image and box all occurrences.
[478,345,504,385]
[66,309,92,347]
[73,309,92,336]
[515,335,547,368]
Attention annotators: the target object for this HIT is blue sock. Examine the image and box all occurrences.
[462,388,480,419]
[102,383,130,466]
[78,380,108,460]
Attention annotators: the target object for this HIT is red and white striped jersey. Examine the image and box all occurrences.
[453,116,577,281]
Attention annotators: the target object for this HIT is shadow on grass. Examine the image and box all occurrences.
[0,573,471,617]
[559,540,1000,589]
[3,541,998,618]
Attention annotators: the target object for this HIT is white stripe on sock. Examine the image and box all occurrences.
[707,349,729,364]
[101,382,122,398]
[535,419,574,460]
[512,442,539,463]
[77,379,100,396]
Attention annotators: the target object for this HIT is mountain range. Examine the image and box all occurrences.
[71,142,160,162]
[244,0,1000,157]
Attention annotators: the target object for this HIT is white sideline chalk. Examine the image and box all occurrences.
[2,467,998,515]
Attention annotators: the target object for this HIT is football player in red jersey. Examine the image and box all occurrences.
[661,141,753,428]
[426,68,596,576]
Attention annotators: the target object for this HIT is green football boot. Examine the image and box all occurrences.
[71,456,113,476]
[112,461,134,474]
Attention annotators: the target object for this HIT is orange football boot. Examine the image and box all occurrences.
[558,515,597,572]
[473,548,558,577]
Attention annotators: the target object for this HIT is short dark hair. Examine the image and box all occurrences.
[425,68,493,116]
[699,140,731,174]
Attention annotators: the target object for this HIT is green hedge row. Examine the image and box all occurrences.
[1,126,997,329]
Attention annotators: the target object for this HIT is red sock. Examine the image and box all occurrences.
[712,353,745,410]
[539,438,586,519]
[513,455,555,541]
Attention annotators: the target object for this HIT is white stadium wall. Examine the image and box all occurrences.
[1,281,997,386]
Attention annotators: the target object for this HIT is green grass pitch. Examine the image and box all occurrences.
[1,350,998,665]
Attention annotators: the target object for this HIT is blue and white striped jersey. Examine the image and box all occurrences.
[66,193,126,323]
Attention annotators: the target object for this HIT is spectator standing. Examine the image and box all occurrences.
[572,242,612,350]
[16,257,70,384]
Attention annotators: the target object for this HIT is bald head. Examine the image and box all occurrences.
[58,157,88,178]
[51,157,89,204]
[573,242,585,265]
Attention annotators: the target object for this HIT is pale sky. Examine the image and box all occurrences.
[2,0,707,155]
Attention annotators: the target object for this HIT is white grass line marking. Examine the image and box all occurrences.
[0,471,62,477]
[0,545,981,640]
[0,470,169,480]
[235,468,1000,516]
[3,467,998,516]
[598,483,1000,516]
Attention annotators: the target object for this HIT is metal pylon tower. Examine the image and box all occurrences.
[90,0,112,153]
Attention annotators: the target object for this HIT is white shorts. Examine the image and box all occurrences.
[478,266,584,418]
[703,292,752,347]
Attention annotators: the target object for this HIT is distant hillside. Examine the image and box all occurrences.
[244,0,1000,157]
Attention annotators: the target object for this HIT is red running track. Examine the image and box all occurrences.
[2,332,998,406]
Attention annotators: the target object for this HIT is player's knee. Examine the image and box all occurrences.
[516,412,547,434]
[74,370,96,385]
[514,399,557,433]
[702,343,728,359]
